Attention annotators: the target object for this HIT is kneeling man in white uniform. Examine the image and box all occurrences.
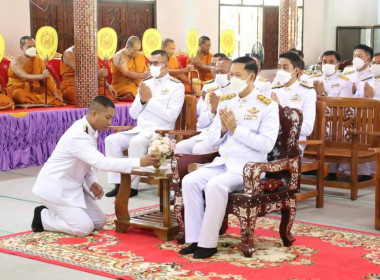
[179,57,279,259]
[32,96,159,237]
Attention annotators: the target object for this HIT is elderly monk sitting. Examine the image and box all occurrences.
[60,45,117,104]
[187,36,214,84]
[0,85,14,110]
[162,38,196,94]
[7,36,63,106]
[111,36,150,99]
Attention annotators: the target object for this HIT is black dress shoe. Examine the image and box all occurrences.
[31,206,47,232]
[130,188,138,197]
[193,247,217,259]
[358,175,372,182]
[325,172,337,181]
[179,243,198,255]
[302,170,317,176]
[105,184,120,197]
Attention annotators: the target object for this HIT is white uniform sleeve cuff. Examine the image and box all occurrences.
[132,158,141,168]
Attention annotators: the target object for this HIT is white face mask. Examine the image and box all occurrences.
[275,69,293,85]
[322,64,337,76]
[371,64,380,77]
[25,47,37,58]
[230,76,248,94]
[215,74,229,87]
[352,57,365,70]
[150,65,165,78]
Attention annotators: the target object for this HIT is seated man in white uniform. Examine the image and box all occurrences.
[175,57,232,154]
[250,53,272,97]
[32,96,160,236]
[271,51,316,154]
[343,44,374,91]
[179,56,279,259]
[312,50,353,97]
[105,50,185,198]
[355,52,380,99]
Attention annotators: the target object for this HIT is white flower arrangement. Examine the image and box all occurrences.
[148,134,176,157]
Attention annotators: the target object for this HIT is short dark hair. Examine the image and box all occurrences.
[231,56,258,75]
[151,49,169,62]
[89,96,115,110]
[289,48,304,59]
[213,52,227,59]
[162,38,174,47]
[20,36,34,47]
[250,53,263,69]
[322,50,341,62]
[199,36,210,45]
[353,44,374,59]
[279,51,302,69]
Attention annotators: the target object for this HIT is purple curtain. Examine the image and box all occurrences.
[0,105,136,171]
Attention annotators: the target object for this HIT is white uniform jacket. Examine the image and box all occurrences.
[207,88,279,175]
[127,74,185,133]
[311,72,353,97]
[272,81,316,139]
[254,76,272,97]
[355,76,380,100]
[343,66,373,85]
[33,117,136,208]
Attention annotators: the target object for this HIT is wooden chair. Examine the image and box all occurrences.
[370,145,380,230]
[339,60,352,72]
[303,97,380,200]
[109,94,197,185]
[298,101,326,208]
[171,106,303,257]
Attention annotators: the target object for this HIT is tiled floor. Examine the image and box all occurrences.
[0,166,378,279]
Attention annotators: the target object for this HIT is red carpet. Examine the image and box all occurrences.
[0,206,379,280]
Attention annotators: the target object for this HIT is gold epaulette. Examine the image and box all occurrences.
[83,124,89,134]
[303,70,312,75]
[343,70,355,75]
[206,85,219,92]
[204,79,215,85]
[170,76,181,83]
[259,77,269,82]
[300,81,313,89]
[272,83,283,89]
[143,76,153,81]
[220,93,236,102]
[311,72,322,78]
[338,74,350,81]
[257,94,271,105]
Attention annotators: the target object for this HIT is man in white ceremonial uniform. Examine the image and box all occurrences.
[311,50,353,97]
[32,96,159,236]
[105,50,185,198]
[179,56,279,259]
[343,44,374,91]
[355,52,380,100]
[250,53,272,97]
[175,57,232,154]
[271,51,316,153]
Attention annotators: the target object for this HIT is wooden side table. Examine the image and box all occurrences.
[114,167,179,241]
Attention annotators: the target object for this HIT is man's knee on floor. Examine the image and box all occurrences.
[71,222,95,237]
[94,213,107,230]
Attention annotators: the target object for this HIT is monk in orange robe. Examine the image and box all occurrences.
[111,36,150,99]
[60,46,117,104]
[187,36,215,83]
[0,85,14,110]
[7,36,63,106]
[162,38,195,94]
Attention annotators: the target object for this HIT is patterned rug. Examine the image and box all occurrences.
[0,206,379,280]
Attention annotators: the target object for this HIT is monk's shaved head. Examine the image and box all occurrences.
[199,36,210,45]
[162,38,174,47]
[20,36,34,47]
[126,36,141,47]
[88,96,115,113]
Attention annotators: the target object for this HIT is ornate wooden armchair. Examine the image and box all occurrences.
[298,101,326,208]
[171,106,303,257]
[371,145,380,230]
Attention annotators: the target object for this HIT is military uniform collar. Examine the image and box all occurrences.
[238,87,259,101]
[323,71,339,80]
[83,117,98,138]
[153,73,170,83]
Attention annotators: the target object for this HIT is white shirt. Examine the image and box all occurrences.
[33,117,137,208]
[207,88,279,175]
[343,66,373,85]
[128,73,185,133]
[254,75,272,97]
[272,81,316,139]
[355,76,380,100]
[311,71,353,97]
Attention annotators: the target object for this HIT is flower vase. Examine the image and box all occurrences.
[153,154,167,172]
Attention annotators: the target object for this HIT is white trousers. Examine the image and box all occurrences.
[105,130,153,188]
[182,164,243,248]
[175,138,215,154]
[39,191,106,237]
